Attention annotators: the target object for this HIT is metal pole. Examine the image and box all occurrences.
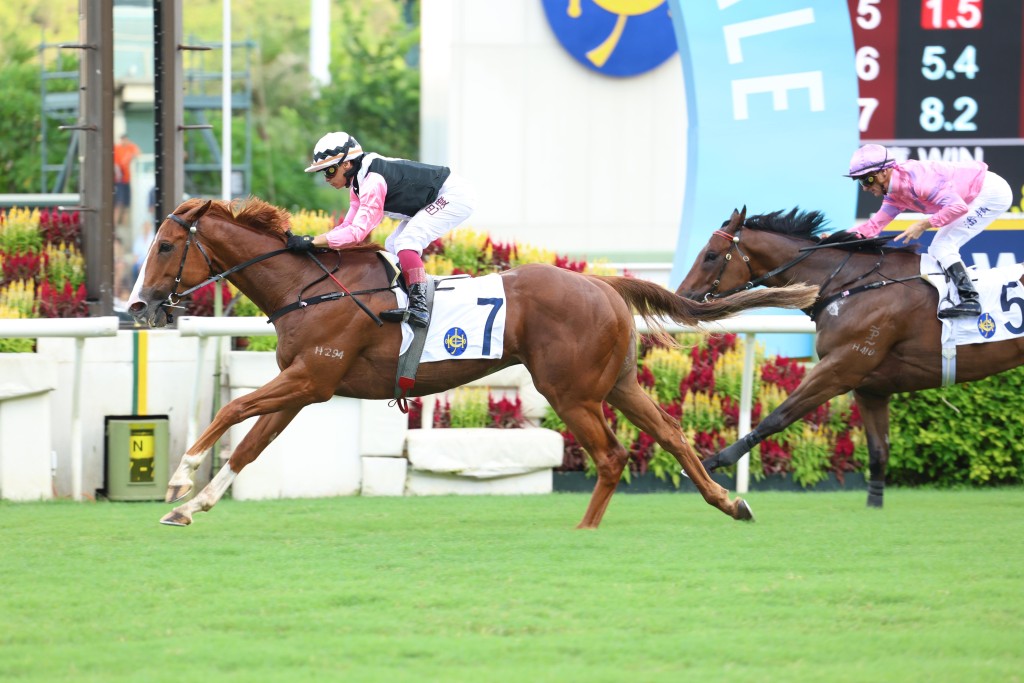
[153,0,184,222]
[222,0,232,203]
[736,332,755,494]
[73,0,114,316]
[71,337,85,500]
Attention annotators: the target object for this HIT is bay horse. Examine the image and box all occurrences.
[128,197,818,528]
[676,206,1024,507]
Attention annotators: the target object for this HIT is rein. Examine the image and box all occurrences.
[705,225,925,319]
[162,212,387,325]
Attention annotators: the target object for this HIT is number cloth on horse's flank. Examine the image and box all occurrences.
[916,256,1024,346]
[396,273,507,362]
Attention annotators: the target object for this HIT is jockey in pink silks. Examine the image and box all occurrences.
[289,131,475,329]
[841,143,1012,319]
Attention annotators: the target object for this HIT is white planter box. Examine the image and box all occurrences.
[0,355,57,500]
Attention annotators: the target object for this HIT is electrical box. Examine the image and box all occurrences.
[104,416,169,501]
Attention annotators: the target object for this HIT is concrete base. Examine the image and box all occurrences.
[406,468,553,496]
[361,456,409,496]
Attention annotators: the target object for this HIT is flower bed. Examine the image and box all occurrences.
[0,208,88,351]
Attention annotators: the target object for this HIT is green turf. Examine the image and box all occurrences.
[1,490,1022,683]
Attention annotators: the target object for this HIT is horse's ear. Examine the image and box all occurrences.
[182,199,214,223]
[738,205,747,223]
[727,206,745,230]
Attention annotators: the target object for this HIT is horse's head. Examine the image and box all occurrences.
[675,206,749,301]
[128,199,216,327]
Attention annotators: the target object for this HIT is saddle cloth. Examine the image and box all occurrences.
[919,254,1024,346]
[396,273,507,362]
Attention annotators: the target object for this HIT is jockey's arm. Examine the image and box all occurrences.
[319,174,388,249]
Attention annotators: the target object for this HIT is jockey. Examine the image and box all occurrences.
[840,143,1012,319]
[292,131,475,328]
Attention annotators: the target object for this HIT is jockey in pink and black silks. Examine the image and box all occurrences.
[840,143,1012,319]
[290,131,476,328]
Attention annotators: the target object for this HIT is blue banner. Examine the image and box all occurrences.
[667,2,859,285]
[665,2,860,356]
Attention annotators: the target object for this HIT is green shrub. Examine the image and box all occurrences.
[889,368,1024,486]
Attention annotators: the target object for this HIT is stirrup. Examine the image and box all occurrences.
[937,301,981,319]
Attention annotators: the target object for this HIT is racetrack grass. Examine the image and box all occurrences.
[1,490,1022,683]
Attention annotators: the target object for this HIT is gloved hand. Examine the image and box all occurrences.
[818,230,862,245]
[285,233,315,252]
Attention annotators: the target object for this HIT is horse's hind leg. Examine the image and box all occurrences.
[854,390,891,508]
[607,379,752,521]
[554,401,630,529]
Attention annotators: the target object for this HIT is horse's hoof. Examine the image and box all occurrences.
[160,508,192,526]
[734,499,755,522]
[165,482,192,504]
[866,494,884,508]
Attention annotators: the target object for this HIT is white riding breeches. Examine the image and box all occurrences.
[928,171,1012,270]
[385,173,475,255]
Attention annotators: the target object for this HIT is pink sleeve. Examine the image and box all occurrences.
[324,173,388,248]
[855,201,901,237]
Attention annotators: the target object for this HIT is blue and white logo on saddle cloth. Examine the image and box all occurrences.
[919,254,1024,345]
[396,273,507,361]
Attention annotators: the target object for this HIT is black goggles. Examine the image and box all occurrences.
[323,164,340,179]
[857,174,877,188]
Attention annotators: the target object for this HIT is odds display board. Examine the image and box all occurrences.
[669,0,1024,289]
[850,0,1024,223]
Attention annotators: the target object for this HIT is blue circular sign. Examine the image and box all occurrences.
[541,0,676,77]
[444,327,469,356]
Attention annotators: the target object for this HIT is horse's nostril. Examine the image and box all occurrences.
[128,301,146,314]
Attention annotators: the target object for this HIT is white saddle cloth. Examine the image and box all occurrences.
[397,273,507,362]
[919,254,1024,346]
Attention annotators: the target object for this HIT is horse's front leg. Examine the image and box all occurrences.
[161,408,301,526]
[161,364,333,517]
[703,356,859,471]
[853,390,891,508]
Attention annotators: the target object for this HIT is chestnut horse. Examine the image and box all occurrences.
[129,198,818,528]
[676,207,1024,507]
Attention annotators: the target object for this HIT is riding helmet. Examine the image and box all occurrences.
[305,132,364,173]
[844,143,896,178]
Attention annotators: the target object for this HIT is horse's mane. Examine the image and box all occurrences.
[175,196,383,253]
[743,207,827,239]
[745,207,917,255]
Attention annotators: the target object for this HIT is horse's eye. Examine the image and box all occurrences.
[158,242,174,254]
[703,251,718,263]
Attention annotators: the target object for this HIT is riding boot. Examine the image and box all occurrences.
[937,262,982,319]
[380,283,430,328]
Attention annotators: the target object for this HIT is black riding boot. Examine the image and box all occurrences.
[381,283,430,328]
[938,262,982,319]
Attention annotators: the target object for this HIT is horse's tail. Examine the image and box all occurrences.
[599,276,817,344]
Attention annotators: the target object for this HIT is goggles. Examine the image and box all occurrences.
[857,174,877,188]
[323,164,340,179]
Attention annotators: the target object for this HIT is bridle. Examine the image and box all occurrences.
[164,213,220,309]
[159,212,291,320]
[702,226,814,301]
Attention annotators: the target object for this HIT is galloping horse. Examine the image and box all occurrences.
[676,207,1024,507]
[128,197,818,527]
